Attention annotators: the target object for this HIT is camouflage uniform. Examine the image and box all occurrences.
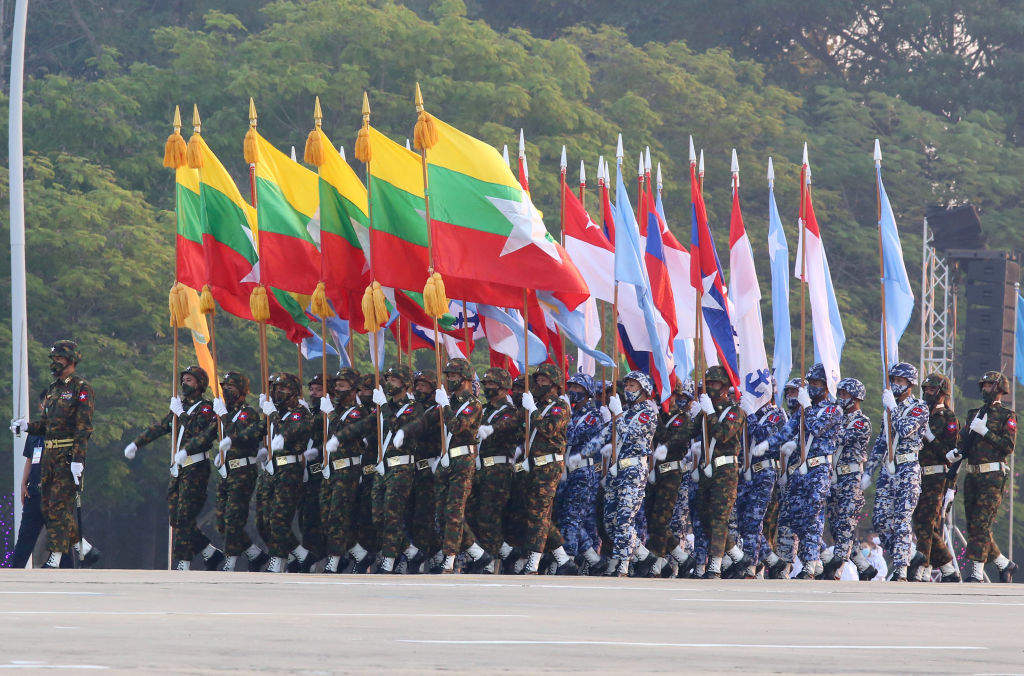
[736,402,785,567]
[412,394,442,555]
[956,374,1016,566]
[912,391,958,568]
[523,366,571,556]
[298,386,327,563]
[214,373,265,557]
[557,378,606,557]
[353,374,382,555]
[29,341,95,555]
[434,385,482,556]
[826,406,872,564]
[647,397,693,558]
[379,366,427,562]
[133,366,217,563]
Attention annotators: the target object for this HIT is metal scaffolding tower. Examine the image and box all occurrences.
[919,218,957,386]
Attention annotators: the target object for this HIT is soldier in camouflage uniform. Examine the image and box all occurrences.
[520,364,577,574]
[689,366,746,579]
[21,341,95,568]
[737,385,787,578]
[949,371,1017,582]
[125,365,221,571]
[260,372,318,573]
[664,381,699,578]
[557,372,608,574]
[863,362,929,581]
[760,378,802,577]
[349,372,381,572]
[907,373,960,582]
[320,368,375,573]
[500,375,530,573]
[297,374,327,568]
[818,378,872,580]
[211,371,268,571]
[408,369,442,571]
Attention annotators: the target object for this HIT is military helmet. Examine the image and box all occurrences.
[533,363,564,387]
[220,371,250,398]
[481,367,512,390]
[784,377,804,392]
[805,362,827,383]
[704,365,730,385]
[512,375,526,391]
[443,358,473,381]
[674,379,695,399]
[624,370,655,396]
[837,377,865,401]
[49,340,81,364]
[180,365,210,393]
[383,364,413,385]
[270,371,301,394]
[567,372,597,396]
[308,373,324,387]
[888,361,918,385]
[333,368,361,388]
[922,373,951,395]
[979,370,1010,395]
[413,369,438,388]
[358,373,376,391]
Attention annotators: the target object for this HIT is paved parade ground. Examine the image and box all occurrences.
[1,571,1022,674]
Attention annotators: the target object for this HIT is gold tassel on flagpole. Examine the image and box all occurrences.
[186,105,205,170]
[354,92,372,163]
[163,105,187,169]
[304,96,326,167]
[199,284,216,315]
[311,281,334,318]
[249,285,270,322]
[413,84,438,151]
[243,98,260,164]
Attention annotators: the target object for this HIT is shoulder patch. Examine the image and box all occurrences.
[638,412,653,424]
[946,421,958,433]
[200,405,212,415]
[349,409,361,419]
[1008,418,1017,431]
[500,413,514,421]
[767,413,781,424]
[238,411,249,421]
[461,405,476,416]
[853,419,867,430]
[549,406,564,417]
[910,406,927,417]
[402,408,415,416]
[78,390,90,402]
[670,418,683,427]
[824,405,839,416]
[584,413,599,426]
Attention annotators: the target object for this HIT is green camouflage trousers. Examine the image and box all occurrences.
[434,455,476,554]
[524,462,563,553]
[262,462,304,557]
[912,473,952,566]
[215,464,258,556]
[964,470,1006,563]
[466,462,513,555]
[697,464,739,559]
[167,461,212,562]
[410,465,437,553]
[319,466,361,557]
[381,463,416,559]
[646,467,683,556]
[352,469,380,552]
[39,448,78,552]
[299,470,325,560]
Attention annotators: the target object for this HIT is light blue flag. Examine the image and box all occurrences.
[300,333,339,361]
[1016,294,1024,385]
[537,292,615,368]
[306,304,349,366]
[768,182,792,406]
[812,250,846,367]
[657,183,694,380]
[477,303,548,366]
[878,165,914,367]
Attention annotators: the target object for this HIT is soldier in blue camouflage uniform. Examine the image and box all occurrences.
[648,380,696,578]
[862,362,929,580]
[819,378,873,580]
[126,365,221,571]
[764,363,842,579]
[761,378,801,577]
[557,372,608,574]
[739,386,787,578]
[587,370,659,577]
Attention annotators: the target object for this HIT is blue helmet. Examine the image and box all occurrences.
[623,370,655,396]
[888,362,918,385]
[674,379,695,399]
[784,377,804,392]
[567,372,596,397]
[805,362,827,383]
[837,377,865,401]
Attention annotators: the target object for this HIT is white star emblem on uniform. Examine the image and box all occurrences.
[488,195,560,261]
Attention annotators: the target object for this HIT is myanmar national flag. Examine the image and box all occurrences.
[426,117,590,311]
[365,127,529,308]
[251,131,321,295]
[175,167,206,291]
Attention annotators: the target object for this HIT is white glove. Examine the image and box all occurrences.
[654,444,668,461]
[943,488,956,508]
[946,448,962,463]
[781,440,797,459]
[169,396,184,417]
[372,387,388,407]
[600,443,613,459]
[10,417,27,436]
[477,425,494,442]
[739,392,758,415]
[561,394,572,407]
[797,387,812,409]
[123,442,138,460]
[428,457,441,474]
[688,401,701,417]
[256,447,268,464]
[440,452,450,468]
[213,452,224,469]
[174,449,187,466]
[299,398,311,411]
[566,454,582,472]
[325,436,339,454]
[881,389,897,411]
[70,461,83,486]
[607,394,623,417]
[375,461,385,476]
[698,393,715,416]
[860,473,871,491]
[688,439,701,460]
[320,396,334,415]
[393,429,406,449]
[970,414,989,437]
[304,447,320,462]
[648,470,656,485]
[271,434,285,452]
[922,426,935,442]
[521,391,537,414]
[512,445,524,463]
[608,461,618,478]
[752,440,769,458]
[599,406,611,423]
[218,437,232,453]
[218,463,227,479]
[260,396,277,416]
[213,397,228,418]
[435,388,451,408]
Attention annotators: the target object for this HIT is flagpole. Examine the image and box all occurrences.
[691,137,709,473]
[606,136,627,478]
[596,158,609,402]
[1011,280,1018,562]
[797,145,809,471]
[874,140,896,472]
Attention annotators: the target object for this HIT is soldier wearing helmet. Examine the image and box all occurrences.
[949,371,1017,582]
[759,363,842,580]
[348,371,382,573]
[211,371,269,571]
[298,374,331,569]
[400,368,441,572]
[519,363,573,574]
[557,372,607,575]
[862,362,930,581]
[126,364,221,571]
[20,340,95,569]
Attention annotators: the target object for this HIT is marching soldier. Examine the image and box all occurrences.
[125,365,221,571]
[409,369,441,572]
[863,362,929,581]
[17,340,95,568]
[297,374,328,568]
[948,371,1017,582]
[350,372,381,572]
[908,373,960,582]
[761,378,802,578]
[212,371,268,571]
[738,382,786,579]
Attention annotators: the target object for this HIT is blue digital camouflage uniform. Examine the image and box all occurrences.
[865,396,929,567]
[826,409,872,562]
[589,398,659,561]
[556,399,605,557]
[736,402,786,566]
[769,398,842,564]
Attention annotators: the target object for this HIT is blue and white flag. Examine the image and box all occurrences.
[877,160,914,368]
[767,164,792,405]
[1016,293,1024,385]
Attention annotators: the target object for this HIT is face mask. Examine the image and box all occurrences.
[922,392,939,407]
[675,397,690,412]
[567,390,587,404]
[483,386,501,401]
[223,388,240,406]
[384,383,403,399]
[530,384,551,401]
[838,396,854,410]
[181,382,198,398]
[982,389,999,404]
[807,385,824,399]
[786,396,800,411]
[445,378,462,392]
[707,384,725,400]
[891,383,909,397]
[414,389,432,403]
[335,388,354,406]
[49,360,65,377]
[861,548,870,559]
[623,389,641,404]
[271,389,291,406]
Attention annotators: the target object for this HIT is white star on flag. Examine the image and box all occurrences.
[488,194,560,261]
[701,272,723,311]
[768,225,786,263]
